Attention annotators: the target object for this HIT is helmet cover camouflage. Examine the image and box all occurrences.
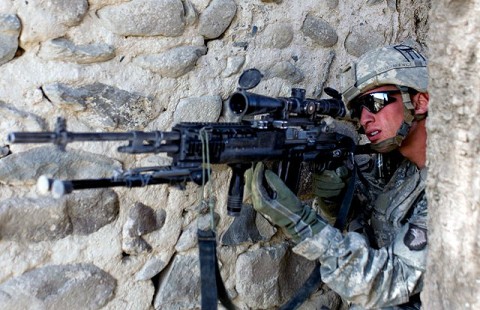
[341,44,428,108]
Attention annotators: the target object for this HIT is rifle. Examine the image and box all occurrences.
[7,69,356,217]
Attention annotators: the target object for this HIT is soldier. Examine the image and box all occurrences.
[245,44,429,309]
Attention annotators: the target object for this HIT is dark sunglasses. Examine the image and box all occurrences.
[350,91,400,119]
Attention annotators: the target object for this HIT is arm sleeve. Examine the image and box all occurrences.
[292,198,427,309]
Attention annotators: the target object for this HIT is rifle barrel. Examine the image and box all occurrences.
[7,131,181,144]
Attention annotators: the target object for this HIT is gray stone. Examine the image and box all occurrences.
[325,0,339,8]
[0,263,116,309]
[298,285,345,310]
[128,202,166,236]
[17,0,88,45]
[133,46,207,78]
[89,0,130,9]
[0,196,72,242]
[38,38,116,64]
[173,95,222,124]
[183,0,198,26]
[386,0,397,10]
[0,145,10,158]
[198,0,237,39]
[66,189,119,235]
[175,213,220,252]
[344,24,385,57]
[123,236,153,255]
[122,202,166,255]
[255,211,277,240]
[136,257,167,281]
[154,254,201,309]
[0,14,20,66]
[258,23,294,49]
[0,146,120,186]
[97,0,185,37]
[0,101,47,133]
[0,189,119,242]
[366,0,384,5]
[41,83,88,111]
[221,204,263,245]
[267,61,305,83]
[278,250,317,302]
[235,244,288,309]
[42,83,157,129]
[221,55,245,77]
[301,14,338,48]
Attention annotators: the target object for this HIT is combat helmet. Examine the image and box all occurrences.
[341,44,428,152]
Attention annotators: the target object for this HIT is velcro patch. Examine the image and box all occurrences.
[404,224,427,251]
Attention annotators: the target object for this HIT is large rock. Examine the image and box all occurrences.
[153,254,201,309]
[266,61,305,83]
[122,202,166,255]
[301,14,338,47]
[236,244,288,308]
[38,38,116,64]
[0,196,72,242]
[66,189,119,235]
[0,263,116,309]
[0,101,46,144]
[17,0,88,46]
[97,0,185,37]
[198,0,237,39]
[257,23,294,49]
[345,23,385,57]
[0,188,119,242]
[173,95,222,124]
[0,14,20,66]
[133,46,207,78]
[0,146,120,185]
[42,83,157,129]
[175,213,220,252]
[221,204,263,245]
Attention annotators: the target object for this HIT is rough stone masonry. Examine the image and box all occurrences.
[0,0,430,309]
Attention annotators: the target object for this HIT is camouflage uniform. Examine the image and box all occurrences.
[294,159,427,309]
[294,44,429,309]
[245,44,429,309]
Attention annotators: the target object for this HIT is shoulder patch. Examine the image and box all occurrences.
[403,223,427,251]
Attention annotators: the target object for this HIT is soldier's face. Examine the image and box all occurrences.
[356,85,405,144]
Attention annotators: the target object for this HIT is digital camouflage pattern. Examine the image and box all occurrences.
[293,160,427,309]
[341,44,428,107]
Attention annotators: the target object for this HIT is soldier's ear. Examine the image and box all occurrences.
[412,92,429,115]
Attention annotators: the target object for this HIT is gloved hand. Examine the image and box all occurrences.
[312,167,348,222]
[312,167,348,199]
[245,163,326,243]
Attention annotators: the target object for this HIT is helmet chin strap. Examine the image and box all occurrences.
[370,86,415,153]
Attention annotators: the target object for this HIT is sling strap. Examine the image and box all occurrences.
[198,229,236,310]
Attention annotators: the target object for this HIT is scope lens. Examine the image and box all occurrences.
[229,93,247,115]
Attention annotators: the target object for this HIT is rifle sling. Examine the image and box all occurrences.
[198,229,235,310]
[334,164,358,231]
[280,162,360,309]
[278,261,322,310]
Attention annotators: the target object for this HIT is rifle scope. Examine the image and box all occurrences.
[228,88,346,119]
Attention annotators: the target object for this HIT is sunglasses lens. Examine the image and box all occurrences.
[350,91,398,119]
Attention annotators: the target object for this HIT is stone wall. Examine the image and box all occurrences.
[424,0,480,308]
[0,1,430,309]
